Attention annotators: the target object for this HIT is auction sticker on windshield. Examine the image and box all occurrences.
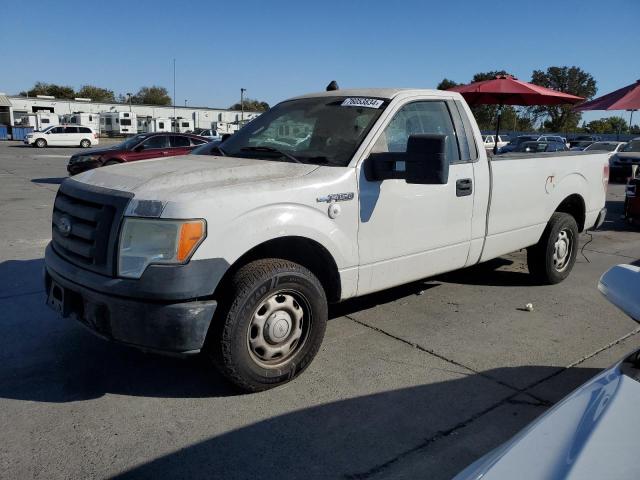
[341,98,384,108]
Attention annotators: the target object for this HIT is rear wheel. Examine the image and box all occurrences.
[35,138,46,148]
[80,139,91,148]
[527,212,579,284]
[208,259,327,392]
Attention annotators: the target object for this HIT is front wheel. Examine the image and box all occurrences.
[527,212,579,284]
[208,259,327,392]
[35,138,47,148]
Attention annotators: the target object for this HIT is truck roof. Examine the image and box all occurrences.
[291,88,461,101]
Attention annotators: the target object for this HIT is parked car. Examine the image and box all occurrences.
[196,129,222,141]
[24,125,98,148]
[498,135,541,153]
[514,140,568,153]
[583,141,626,154]
[45,88,609,392]
[538,135,568,147]
[482,134,510,151]
[569,134,602,149]
[67,132,208,175]
[570,141,596,151]
[455,263,640,480]
[609,138,640,182]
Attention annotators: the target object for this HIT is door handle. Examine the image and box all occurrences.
[456,178,473,197]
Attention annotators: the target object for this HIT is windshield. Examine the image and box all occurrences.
[220,96,388,166]
[118,134,148,150]
[622,140,640,152]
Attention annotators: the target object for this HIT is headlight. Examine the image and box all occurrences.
[117,218,206,278]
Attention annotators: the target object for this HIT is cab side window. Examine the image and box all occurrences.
[373,101,460,163]
[170,135,191,148]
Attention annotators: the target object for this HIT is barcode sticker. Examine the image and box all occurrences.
[341,98,384,108]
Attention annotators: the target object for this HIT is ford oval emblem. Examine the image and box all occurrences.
[57,215,72,237]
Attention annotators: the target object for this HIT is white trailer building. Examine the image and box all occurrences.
[137,116,171,133]
[5,95,262,134]
[19,112,59,131]
[67,112,100,132]
[100,111,137,136]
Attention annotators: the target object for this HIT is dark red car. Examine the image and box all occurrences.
[67,132,208,175]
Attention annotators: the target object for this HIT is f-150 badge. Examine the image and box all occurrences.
[316,192,354,203]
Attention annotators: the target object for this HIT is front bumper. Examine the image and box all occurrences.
[67,159,102,175]
[45,245,220,354]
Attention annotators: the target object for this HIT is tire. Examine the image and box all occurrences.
[35,138,47,148]
[103,160,120,167]
[80,139,91,148]
[527,212,579,284]
[208,259,328,392]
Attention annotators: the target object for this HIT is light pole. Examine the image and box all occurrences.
[184,99,187,107]
[240,88,246,124]
[126,92,132,112]
[173,58,176,131]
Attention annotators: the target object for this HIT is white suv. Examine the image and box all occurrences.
[25,125,99,148]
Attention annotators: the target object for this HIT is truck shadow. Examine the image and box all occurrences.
[0,258,238,402]
[596,199,638,233]
[110,365,603,480]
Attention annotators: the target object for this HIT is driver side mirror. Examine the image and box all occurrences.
[598,265,640,323]
[366,134,449,185]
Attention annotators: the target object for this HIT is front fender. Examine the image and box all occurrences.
[194,202,358,270]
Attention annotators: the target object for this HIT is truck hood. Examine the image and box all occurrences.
[72,155,319,200]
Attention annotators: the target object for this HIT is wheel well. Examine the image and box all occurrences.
[216,236,341,302]
[555,194,586,231]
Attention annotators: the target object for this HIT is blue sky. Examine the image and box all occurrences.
[1,0,637,122]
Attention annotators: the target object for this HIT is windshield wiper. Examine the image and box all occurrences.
[240,146,302,164]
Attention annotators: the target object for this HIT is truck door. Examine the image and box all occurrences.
[357,99,476,295]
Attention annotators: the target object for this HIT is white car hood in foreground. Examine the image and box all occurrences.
[455,360,640,479]
[71,155,319,201]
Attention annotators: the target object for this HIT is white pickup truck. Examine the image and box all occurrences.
[45,88,609,391]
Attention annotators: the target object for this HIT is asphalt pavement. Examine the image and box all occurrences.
[1,140,639,479]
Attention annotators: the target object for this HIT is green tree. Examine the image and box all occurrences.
[230,98,269,112]
[20,82,76,99]
[132,86,172,105]
[529,66,597,133]
[585,116,630,134]
[436,78,458,90]
[76,85,115,102]
[607,116,628,134]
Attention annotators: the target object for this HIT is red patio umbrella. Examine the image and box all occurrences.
[574,79,640,131]
[449,75,584,153]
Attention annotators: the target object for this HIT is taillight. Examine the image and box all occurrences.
[93,133,97,139]
[603,165,609,191]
